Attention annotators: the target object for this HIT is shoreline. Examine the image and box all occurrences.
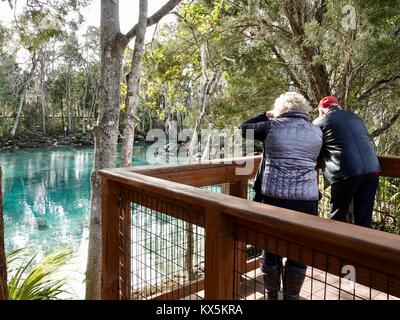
[0,133,149,152]
[0,135,94,152]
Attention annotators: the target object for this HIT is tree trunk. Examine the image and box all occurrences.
[121,0,148,168]
[188,45,222,159]
[85,0,124,300]
[41,94,47,134]
[82,71,89,134]
[185,222,196,281]
[89,83,97,120]
[282,2,330,103]
[188,44,209,159]
[67,72,73,133]
[86,0,182,300]
[148,110,152,130]
[10,93,26,137]
[0,167,7,300]
[10,55,37,137]
[60,94,65,130]
[40,56,47,134]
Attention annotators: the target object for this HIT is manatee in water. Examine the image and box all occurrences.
[37,219,49,231]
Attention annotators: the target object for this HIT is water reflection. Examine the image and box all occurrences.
[0,143,189,297]
[0,143,188,255]
[0,147,94,255]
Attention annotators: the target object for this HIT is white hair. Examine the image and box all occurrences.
[319,104,341,114]
[272,92,310,117]
[319,107,330,115]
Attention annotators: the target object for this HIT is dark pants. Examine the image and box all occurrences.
[256,195,318,271]
[330,174,379,228]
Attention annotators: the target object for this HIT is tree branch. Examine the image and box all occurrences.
[370,108,400,138]
[358,73,400,102]
[123,0,182,46]
[314,0,327,25]
[270,45,311,102]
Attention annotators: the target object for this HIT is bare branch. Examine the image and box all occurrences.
[370,108,400,138]
[270,46,311,102]
[123,0,182,47]
[358,73,400,102]
[314,0,327,25]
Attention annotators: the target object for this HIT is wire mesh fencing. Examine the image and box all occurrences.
[233,224,400,300]
[100,155,400,301]
[120,184,224,300]
[120,190,205,300]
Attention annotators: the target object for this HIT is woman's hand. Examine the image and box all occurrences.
[266,110,274,119]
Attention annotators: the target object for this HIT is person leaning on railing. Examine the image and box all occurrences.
[240,92,323,300]
[313,96,381,228]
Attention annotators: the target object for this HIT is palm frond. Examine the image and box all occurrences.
[7,247,73,300]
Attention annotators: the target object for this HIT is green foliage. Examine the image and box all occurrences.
[374,177,400,234]
[0,0,398,154]
[7,247,73,300]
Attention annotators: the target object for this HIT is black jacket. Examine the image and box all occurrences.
[240,113,270,197]
[313,107,381,187]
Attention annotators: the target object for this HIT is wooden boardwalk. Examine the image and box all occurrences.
[238,267,399,300]
[181,267,399,300]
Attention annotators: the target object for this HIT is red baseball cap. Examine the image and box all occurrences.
[319,96,340,108]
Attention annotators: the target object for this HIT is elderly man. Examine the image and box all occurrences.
[313,96,381,228]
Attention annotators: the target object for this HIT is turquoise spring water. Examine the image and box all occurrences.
[0,144,191,297]
[0,144,185,256]
[0,144,251,297]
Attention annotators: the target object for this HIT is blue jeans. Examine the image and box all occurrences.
[256,195,318,271]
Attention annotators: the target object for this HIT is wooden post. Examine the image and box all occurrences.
[222,179,248,299]
[0,167,8,300]
[222,179,248,199]
[121,191,132,300]
[204,208,235,300]
[101,178,121,300]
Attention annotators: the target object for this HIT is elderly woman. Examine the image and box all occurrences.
[240,92,322,300]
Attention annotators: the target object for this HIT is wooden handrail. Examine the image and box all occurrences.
[104,155,399,182]
[103,155,262,187]
[378,156,400,177]
[100,155,400,300]
[100,164,400,272]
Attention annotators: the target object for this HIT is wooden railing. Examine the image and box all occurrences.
[99,156,400,300]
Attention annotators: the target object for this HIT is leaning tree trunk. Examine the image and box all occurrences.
[67,72,73,133]
[0,167,7,300]
[10,93,26,137]
[86,0,183,300]
[85,0,124,300]
[10,56,37,137]
[188,44,209,159]
[121,0,148,168]
[40,84,47,135]
[81,71,89,134]
[40,56,47,134]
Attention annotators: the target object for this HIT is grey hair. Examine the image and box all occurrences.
[319,104,341,114]
[272,92,310,117]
